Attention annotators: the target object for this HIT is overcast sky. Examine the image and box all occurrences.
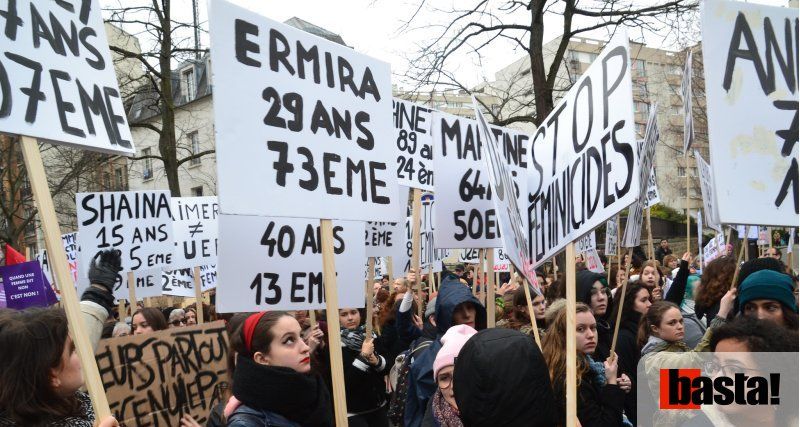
[102,0,790,89]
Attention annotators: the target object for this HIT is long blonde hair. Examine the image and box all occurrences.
[541,302,592,387]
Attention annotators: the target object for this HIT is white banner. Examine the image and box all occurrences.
[0,0,134,155]
[604,218,618,256]
[209,0,400,221]
[171,197,219,268]
[393,99,434,191]
[216,215,365,312]
[433,111,528,248]
[695,151,722,232]
[528,32,637,264]
[622,105,659,248]
[682,50,694,153]
[474,101,538,294]
[702,0,797,226]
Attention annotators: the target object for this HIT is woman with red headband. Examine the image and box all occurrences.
[226,311,333,427]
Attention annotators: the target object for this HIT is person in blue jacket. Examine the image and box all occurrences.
[403,273,486,427]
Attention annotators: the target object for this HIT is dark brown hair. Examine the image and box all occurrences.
[696,256,736,309]
[229,311,294,358]
[0,308,82,424]
[132,307,168,332]
[637,301,680,347]
[610,283,649,326]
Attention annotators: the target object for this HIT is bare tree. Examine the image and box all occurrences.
[103,0,214,196]
[402,0,697,126]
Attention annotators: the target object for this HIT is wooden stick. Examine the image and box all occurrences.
[730,226,749,289]
[686,153,691,254]
[726,226,732,247]
[768,227,773,249]
[427,263,434,297]
[616,216,622,274]
[118,300,126,319]
[646,207,654,260]
[565,242,577,427]
[19,136,111,419]
[521,274,542,348]
[386,256,394,283]
[366,257,375,336]
[476,249,485,302]
[127,271,137,316]
[309,310,317,328]
[552,257,557,278]
[410,189,423,318]
[192,266,204,324]
[486,249,496,328]
[610,248,634,355]
[166,295,174,308]
[320,219,348,426]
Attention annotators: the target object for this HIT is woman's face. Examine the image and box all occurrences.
[641,266,658,288]
[616,269,626,286]
[590,282,608,317]
[452,302,477,328]
[132,313,154,335]
[532,295,546,320]
[255,316,311,373]
[576,311,597,355]
[633,289,652,315]
[185,310,197,325]
[339,309,361,330]
[668,259,678,269]
[436,365,457,410]
[653,307,685,342]
[51,336,84,396]
[742,299,786,326]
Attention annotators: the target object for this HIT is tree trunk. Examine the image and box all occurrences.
[157,0,181,197]
[528,1,553,126]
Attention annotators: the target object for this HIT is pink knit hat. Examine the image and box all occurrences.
[433,324,478,379]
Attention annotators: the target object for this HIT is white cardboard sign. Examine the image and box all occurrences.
[575,231,597,254]
[604,218,618,256]
[403,192,449,272]
[216,215,365,312]
[702,0,797,226]
[622,105,659,248]
[171,197,219,268]
[432,111,529,248]
[209,0,400,221]
[365,186,409,257]
[695,152,723,232]
[528,32,637,265]
[393,99,434,191]
[583,248,605,274]
[37,232,79,290]
[644,168,661,208]
[0,0,134,154]
[113,268,163,302]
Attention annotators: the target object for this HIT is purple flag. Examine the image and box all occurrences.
[0,261,54,309]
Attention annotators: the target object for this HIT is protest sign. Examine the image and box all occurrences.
[209,0,399,221]
[171,197,219,268]
[622,104,659,248]
[458,248,481,264]
[37,232,79,290]
[757,226,770,246]
[95,321,229,426]
[365,186,408,257]
[697,210,704,264]
[197,264,217,291]
[0,261,56,309]
[605,219,618,256]
[528,32,637,265]
[393,99,434,190]
[736,225,759,240]
[695,151,723,232]
[682,50,694,153]
[112,268,163,301]
[433,111,529,248]
[161,268,197,298]
[493,248,511,272]
[0,1,134,155]
[703,234,725,266]
[583,248,605,274]
[474,101,538,294]
[575,231,597,254]
[644,169,661,207]
[702,0,797,226]
[216,215,365,312]
[404,192,449,272]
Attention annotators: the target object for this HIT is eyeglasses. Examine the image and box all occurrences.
[437,373,453,389]
[171,318,186,326]
[703,361,759,377]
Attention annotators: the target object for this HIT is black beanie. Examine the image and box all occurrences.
[454,328,556,426]
[737,257,786,287]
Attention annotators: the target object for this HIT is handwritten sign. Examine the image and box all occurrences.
[575,231,597,254]
[365,186,408,257]
[622,105,659,248]
[695,151,722,232]
[645,169,661,208]
[209,0,400,221]
[95,321,229,426]
[112,268,162,301]
[37,232,79,291]
[702,0,797,226]
[393,99,434,190]
[171,197,219,268]
[605,218,618,256]
[682,50,694,153]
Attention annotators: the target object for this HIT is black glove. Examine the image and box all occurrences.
[87,249,122,293]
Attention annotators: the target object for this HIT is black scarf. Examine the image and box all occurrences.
[233,355,333,427]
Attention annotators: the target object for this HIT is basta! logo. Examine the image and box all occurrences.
[659,368,781,410]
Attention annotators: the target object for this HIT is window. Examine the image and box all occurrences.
[103,172,111,190]
[142,148,153,180]
[634,101,649,114]
[680,187,687,197]
[189,131,201,165]
[632,59,646,76]
[635,123,646,136]
[191,186,203,197]
[114,166,126,191]
[678,167,686,177]
[182,67,196,100]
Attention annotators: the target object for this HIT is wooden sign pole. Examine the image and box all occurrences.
[646,207,654,260]
[366,257,375,336]
[610,248,634,355]
[730,226,750,289]
[386,256,394,283]
[192,266,205,324]
[19,136,111,419]
[410,189,423,318]
[309,310,317,328]
[521,273,542,348]
[565,242,577,427]
[685,154,691,254]
[127,271,137,316]
[118,300,126,319]
[616,216,622,273]
[320,219,348,426]
[476,249,485,302]
[486,250,496,328]
[768,227,773,249]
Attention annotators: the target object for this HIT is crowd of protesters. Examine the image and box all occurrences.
[0,239,797,426]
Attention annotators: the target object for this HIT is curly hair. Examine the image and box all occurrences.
[695,256,736,309]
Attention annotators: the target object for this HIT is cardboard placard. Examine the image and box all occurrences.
[604,218,618,256]
[528,32,637,264]
[702,0,797,226]
[171,197,219,268]
[393,99,434,190]
[95,321,229,426]
[216,215,365,312]
[209,0,400,221]
[432,111,528,248]
[0,0,134,155]
[695,151,723,232]
[622,105,659,248]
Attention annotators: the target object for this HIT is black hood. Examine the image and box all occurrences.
[454,328,556,426]
[435,273,486,333]
[576,269,606,306]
